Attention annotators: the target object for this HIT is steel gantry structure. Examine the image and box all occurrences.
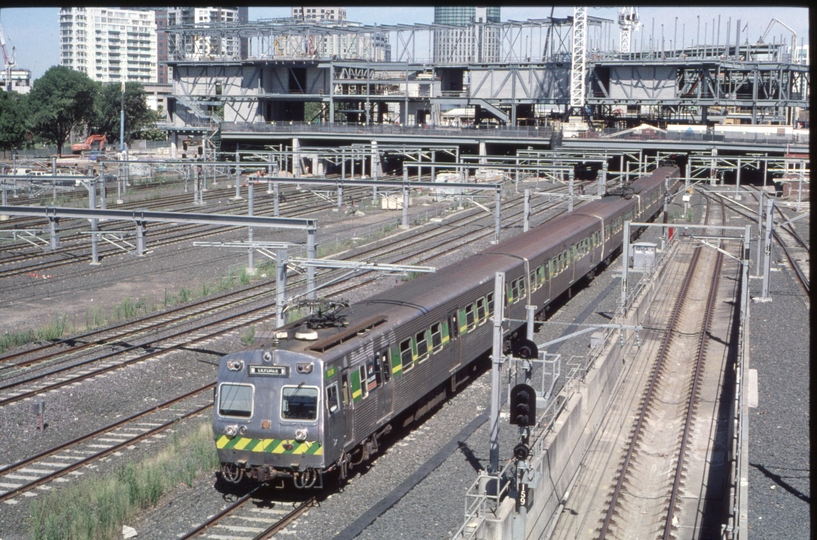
[162,14,808,142]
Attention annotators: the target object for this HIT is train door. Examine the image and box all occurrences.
[324,379,344,460]
[448,311,461,370]
[341,371,354,445]
[376,349,394,422]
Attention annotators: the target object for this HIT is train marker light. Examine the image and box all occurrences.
[509,383,537,426]
[513,443,530,460]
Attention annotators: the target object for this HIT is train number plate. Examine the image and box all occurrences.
[248,365,289,377]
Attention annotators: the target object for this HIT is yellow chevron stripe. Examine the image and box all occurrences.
[270,440,288,453]
[352,388,361,399]
[216,435,230,449]
[292,442,309,455]
[233,437,253,450]
[253,439,275,452]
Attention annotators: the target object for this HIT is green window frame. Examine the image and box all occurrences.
[431,322,443,350]
[416,330,429,362]
[400,338,414,373]
[465,303,476,329]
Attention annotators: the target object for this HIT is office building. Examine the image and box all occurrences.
[433,6,501,64]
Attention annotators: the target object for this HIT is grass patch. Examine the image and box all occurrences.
[29,422,219,540]
[240,325,256,346]
[0,314,73,354]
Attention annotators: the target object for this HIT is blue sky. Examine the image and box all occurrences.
[0,6,809,81]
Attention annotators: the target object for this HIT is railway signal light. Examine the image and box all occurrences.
[509,383,536,426]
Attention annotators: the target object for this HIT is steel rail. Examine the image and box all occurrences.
[664,249,724,538]
[0,387,214,503]
[599,245,704,539]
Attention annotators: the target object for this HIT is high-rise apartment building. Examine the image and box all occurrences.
[60,7,158,83]
[167,7,248,60]
[433,6,501,64]
[291,7,347,22]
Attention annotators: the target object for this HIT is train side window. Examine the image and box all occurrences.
[430,322,442,351]
[518,278,526,299]
[416,330,429,362]
[510,279,519,302]
[400,338,414,372]
[450,315,459,339]
[465,303,476,329]
[476,298,486,323]
[529,270,537,291]
[487,293,494,317]
[326,382,340,414]
[359,365,369,399]
[379,350,391,382]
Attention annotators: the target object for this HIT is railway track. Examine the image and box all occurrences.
[711,188,809,295]
[0,184,372,277]
[180,490,316,540]
[598,196,727,539]
[0,183,569,406]
[0,385,214,503]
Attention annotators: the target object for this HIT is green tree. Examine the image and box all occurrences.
[93,81,159,146]
[29,66,98,156]
[0,91,31,151]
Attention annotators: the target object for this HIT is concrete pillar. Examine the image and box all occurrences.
[293,138,301,178]
[135,221,146,256]
[49,217,60,250]
[171,132,178,159]
[274,183,280,217]
[523,189,531,232]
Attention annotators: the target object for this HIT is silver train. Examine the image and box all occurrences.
[213,165,680,488]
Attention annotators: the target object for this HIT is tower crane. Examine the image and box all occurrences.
[758,18,797,63]
[0,22,16,92]
[618,7,639,54]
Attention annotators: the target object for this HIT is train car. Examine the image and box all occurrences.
[213,166,680,488]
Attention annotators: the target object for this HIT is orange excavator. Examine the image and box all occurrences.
[71,134,107,154]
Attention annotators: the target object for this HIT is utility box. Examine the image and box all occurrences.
[381,194,410,210]
[630,242,657,272]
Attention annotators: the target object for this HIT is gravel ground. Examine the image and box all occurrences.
[745,204,810,539]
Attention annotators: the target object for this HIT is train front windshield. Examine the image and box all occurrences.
[281,386,319,421]
[219,383,254,418]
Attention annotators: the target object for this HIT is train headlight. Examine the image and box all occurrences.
[225,425,238,437]
[263,351,272,363]
[238,425,247,436]
[295,428,308,442]
[227,360,244,371]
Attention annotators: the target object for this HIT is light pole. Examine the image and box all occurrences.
[120,81,125,152]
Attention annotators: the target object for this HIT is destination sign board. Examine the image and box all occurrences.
[249,365,289,377]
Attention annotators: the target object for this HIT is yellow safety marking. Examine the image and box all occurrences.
[233,437,253,451]
[292,442,310,455]
[352,388,361,399]
[216,435,230,449]
[270,440,289,454]
[253,439,276,452]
